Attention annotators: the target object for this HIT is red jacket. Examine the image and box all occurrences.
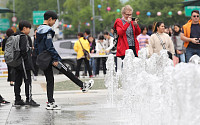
[114,18,141,57]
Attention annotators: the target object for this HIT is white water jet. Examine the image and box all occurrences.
[105,49,200,125]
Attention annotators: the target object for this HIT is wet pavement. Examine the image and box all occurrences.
[0,74,124,125]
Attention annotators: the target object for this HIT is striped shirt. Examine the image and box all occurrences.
[121,19,135,46]
[137,34,150,49]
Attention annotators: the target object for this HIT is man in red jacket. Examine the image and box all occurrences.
[114,5,141,60]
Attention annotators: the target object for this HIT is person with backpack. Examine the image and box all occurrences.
[113,5,141,60]
[10,20,40,106]
[2,29,15,86]
[35,11,94,110]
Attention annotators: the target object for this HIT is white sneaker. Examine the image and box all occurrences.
[46,102,61,110]
[33,75,37,81]
[82,79,94,93]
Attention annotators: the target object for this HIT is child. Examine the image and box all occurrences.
[137,25,150,49]
[35,11,94,110]
[14,20,40,107]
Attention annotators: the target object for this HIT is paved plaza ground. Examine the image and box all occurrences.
[0,73,124,125]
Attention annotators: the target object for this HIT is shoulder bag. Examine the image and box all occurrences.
[79,40,91,60]
[36,40,52,70]
[156,33,173,59]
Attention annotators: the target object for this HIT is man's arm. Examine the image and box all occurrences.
[180,32,198,44]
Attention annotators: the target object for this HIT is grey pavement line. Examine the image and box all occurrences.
[5,105,12,125]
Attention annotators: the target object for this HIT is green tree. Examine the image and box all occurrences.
[126,0,190,27]
[62,0,122,36]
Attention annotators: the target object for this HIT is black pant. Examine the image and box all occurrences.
[7,65,15,82]
[14,69,32,101]
[44,61,84,103]
[96,57,107,75]
[119,46,138,60]
[0,94,3,101]
[32,55,39,76]
[75,58,92,77]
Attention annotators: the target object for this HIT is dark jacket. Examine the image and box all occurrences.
[90,41,96,53]
[35,25,61,62]
[1,37,8,51]
[14,32,34,71]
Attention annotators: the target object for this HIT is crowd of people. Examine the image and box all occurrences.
[0,5,200,110]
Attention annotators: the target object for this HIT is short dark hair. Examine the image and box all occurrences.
[77,32,84,37]
[84,29,90,35]
[191,10,199,15]
[140,25,148,33]
[98,35,104,40]
[18,20,31,31]
[103,31,109,35]
[6,29,14,37]
[44,11,58,20]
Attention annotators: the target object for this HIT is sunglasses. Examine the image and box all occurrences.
[193,15,199,18]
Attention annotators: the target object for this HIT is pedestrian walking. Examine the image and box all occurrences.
[180,10,200,63]
[35,11,94,110]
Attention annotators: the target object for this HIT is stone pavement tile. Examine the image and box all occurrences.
[3,90,126,125]
[0,104,12,125]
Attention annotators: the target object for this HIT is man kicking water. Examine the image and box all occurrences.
[35,11,94,110]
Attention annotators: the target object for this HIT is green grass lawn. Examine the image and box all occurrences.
[54,78,106,91]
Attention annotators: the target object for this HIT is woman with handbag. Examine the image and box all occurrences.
[74,32,92,78]
[148,22,179,65]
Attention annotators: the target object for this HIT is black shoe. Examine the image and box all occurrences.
[1,100,10,104]
[26,99,40,107]
[0,98,10,104]
[14,99,25,106]
[10,83,14,86]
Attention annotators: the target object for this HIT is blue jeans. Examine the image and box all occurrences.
[186,47,200,63]
[176,53,186,63]
[89,58,96,75]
